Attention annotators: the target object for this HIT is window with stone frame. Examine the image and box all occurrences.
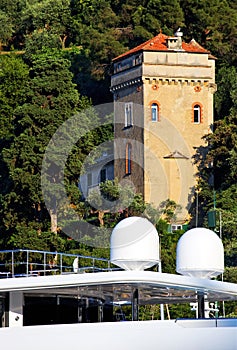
[193,103,202,123]
[151,103,159,121]
[125,102,133,127]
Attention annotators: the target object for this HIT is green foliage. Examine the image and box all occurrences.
[205,120,237,189]
[0,55,29,137]
[158,199,182,223]
[223,267,237,317]
[24,30,62,59]
[0,0,236,275]
[22,0,71,48]
[8,227,66,252]
[0,10,14,50]
[159,226,183,273]
[86,178,161,228]
[195,97,237,268]
[215,65,237,119]
[0,46,95,244]
[181,0,237,64]
[1,0,237,104]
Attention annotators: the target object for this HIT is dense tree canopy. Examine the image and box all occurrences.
[0,1,236,296]
[1,0,236,101]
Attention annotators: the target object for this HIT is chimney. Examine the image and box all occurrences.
[166,29,183,50]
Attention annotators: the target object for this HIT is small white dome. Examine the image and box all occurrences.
[176,227,224,279]
[110,216,160,271]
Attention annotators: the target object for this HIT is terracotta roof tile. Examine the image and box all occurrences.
[113,33,210,61]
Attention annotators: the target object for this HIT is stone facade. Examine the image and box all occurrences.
[111,32,216,222]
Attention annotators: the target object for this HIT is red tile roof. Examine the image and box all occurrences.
[113,32,210,61]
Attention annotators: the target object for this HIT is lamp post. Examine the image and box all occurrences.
[195,188,200,227]
[208,190,225,317]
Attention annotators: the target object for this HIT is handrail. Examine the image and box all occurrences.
[0,249,115,278]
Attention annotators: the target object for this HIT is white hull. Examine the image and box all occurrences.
[1,319,237,350]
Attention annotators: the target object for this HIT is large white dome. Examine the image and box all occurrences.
[110,216,160,271]
[176,227,224,279]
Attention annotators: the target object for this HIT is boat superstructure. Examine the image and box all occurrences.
[0,217,236,350]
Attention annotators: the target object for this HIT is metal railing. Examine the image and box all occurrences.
[0,249,114,278]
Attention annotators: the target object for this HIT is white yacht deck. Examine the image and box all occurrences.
[0,270,237,304]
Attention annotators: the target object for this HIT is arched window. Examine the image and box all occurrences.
[151,103,159,121]
[150,101,160,122]
[125,143,132,175]
[193,104,201,123]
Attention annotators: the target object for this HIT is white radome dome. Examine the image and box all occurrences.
[110,216,160,271]
[176,227,224,279]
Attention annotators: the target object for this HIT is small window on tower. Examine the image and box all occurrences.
[193,104,201,123]
[125,103,133,127]
[151,103,159,122]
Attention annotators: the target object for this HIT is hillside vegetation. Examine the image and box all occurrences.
[0,1,236,308]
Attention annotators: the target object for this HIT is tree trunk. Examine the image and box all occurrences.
[59,35,68,50]
[50,208,58,233]
[98,210,105,226]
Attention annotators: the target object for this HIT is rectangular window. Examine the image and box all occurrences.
[125,143,132,175]
[171,225,183,232]
[87,173,92,187]
[100,169,106,183]
[125,102,133,127]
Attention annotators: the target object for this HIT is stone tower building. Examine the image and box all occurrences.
[110,31,216,223]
